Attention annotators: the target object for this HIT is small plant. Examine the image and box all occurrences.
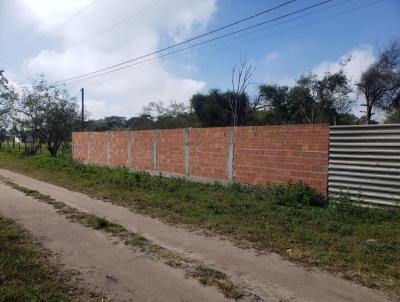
[94,217,109,229]
[272,181,327,207]
[4,228,20,240]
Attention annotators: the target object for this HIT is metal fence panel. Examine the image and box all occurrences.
[329,124,400,206]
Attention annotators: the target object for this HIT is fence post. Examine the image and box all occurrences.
[227,127,235,183]
[128,131,132,169]
[87,132,91,163]
[107,131,111,166]
[71,133,74,160]
[152,130,157,173]
[184,128,190,177]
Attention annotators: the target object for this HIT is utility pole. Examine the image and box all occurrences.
[81,88,84,132]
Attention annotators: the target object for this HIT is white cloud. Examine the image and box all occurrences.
[7,0,217,118]
[312,45,376,84]
[263,51,280,62]
[312,45,377,117]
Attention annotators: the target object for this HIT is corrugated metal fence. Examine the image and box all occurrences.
[328,124,400,206]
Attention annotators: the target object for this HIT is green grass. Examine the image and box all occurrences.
[0,214,103,302]
[0,150,399,296]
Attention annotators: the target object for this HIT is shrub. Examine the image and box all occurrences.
[272,182,327,207]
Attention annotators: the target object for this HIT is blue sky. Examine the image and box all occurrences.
[180,0,400,90]
[0,0,399,118]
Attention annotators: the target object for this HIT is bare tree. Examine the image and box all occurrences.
[228,57,255,127]
[357,39,400,124]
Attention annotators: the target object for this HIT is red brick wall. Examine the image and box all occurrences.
[131,130,153,171]
[189,127,230,180]
[72,124,329,194]
[72,132,89,162]
[157,129,185,174]
[234,124,328,194]
[89,132,108,165]
[110,131,129,168]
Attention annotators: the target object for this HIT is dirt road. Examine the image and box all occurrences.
[0,169,391,302]
[0,182,230,302]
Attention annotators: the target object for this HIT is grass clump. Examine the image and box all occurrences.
[0,151,399,296]
[188,266,243,299]
[0,215,103,302]
[93,217,109,229]
[270,182,327,207]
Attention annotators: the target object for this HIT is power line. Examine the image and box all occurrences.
[53,0,302,84]
[69,0,382,88]
[41,0,164,61]
[66,0,351,86]
[0,0,102,62]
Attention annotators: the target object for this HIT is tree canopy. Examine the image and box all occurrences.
[1,75,80,156]
[357,39,400,124]
[255,70,354,125]
[191,89,250,127]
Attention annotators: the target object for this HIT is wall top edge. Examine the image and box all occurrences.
[72,123,330,135]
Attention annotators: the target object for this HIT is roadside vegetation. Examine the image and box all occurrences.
[0,150,399,296]
[0,213,104,302]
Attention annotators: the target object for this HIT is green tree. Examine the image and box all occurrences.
[0,70,17,131]
[385,94,400,123]
[256,85,290,124]
[289,71,353,124]
[104,116,127,130]
[357,39,400,124]
[8,77,80,156]
[191,89,250,127]
[256,70,353,125]
[125,115,154,129]
[142,101,200,129]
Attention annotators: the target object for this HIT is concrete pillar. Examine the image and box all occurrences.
[184,128,190,176]
[87,132,91,164]
[152,130,157,173]
[71,133,75,160]
[107,131,111,166]
[227,127,234,182]
[128,131,132,169]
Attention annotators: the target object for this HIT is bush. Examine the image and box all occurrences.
[272,182,327,207]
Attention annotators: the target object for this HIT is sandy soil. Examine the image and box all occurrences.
[0,169,392,302]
